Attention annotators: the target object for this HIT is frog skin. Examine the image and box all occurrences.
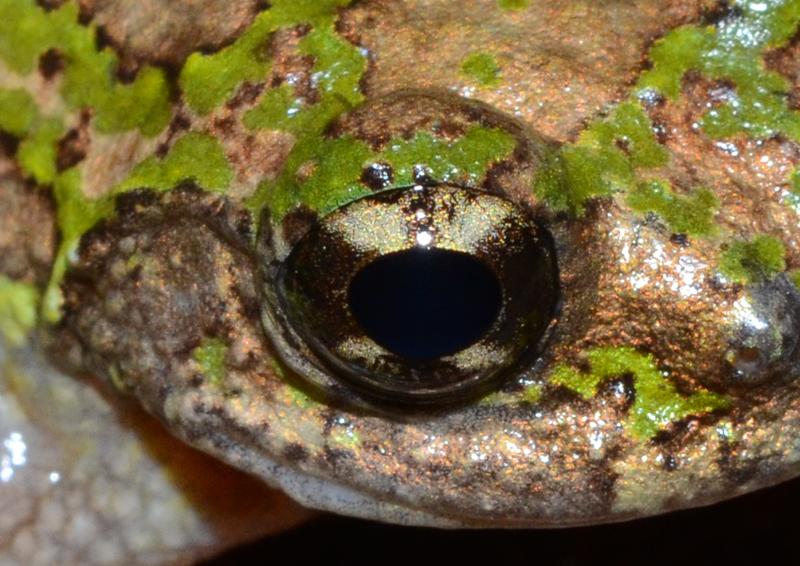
[1,0,800,564]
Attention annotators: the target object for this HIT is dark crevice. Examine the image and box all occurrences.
[701,0,741,27]
[38,48,65,79]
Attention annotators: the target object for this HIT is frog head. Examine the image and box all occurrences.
[2,0,800,531]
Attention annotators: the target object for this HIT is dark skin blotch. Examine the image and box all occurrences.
[670,233,689,247]
[281,205,319,248]
[360,162,393,191]
[38,49,65,80]
[35,0,67,11]
[156,113,192,159]
[226,81,265,110]
[282,442,309,463]
[323,447,353,468]
[701,0,743,27]
[0,132,19,158]
[56,111,91,172]
[113,188,162,220]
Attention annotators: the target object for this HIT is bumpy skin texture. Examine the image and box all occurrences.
[1,0,800,563]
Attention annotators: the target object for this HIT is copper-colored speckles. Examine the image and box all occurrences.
[56,187,272,412]
[637,76,800,266]
[22,0,800,532]
[268,26,319,105]
[84,0,266,72]
[592,213,735,390]
[79,128,161,199]
[340,0,713,141]
[309,397,628,524]
[221,128,295,198]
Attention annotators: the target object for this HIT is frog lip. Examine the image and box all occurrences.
[259,183,561,411]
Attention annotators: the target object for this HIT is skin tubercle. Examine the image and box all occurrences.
[1,0,800,563]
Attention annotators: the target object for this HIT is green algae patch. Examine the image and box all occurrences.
[580,102,669,170]
[543,102,668,213]
[0,89,37,136]
[379,126,517,186]
[16,118,63,184]
[180,12,273,115]
[243,16,370,220]
[719,233,787,284]
[192,339,228,387]
[0,87,65,185]
[498,0,530,10]
[243,85,299,131]
[460,52,502,88]
[522,384,542,404]
[260,125,517,221]
[0,277,39,347]
[551,347,729,440]
[626,180,719,237]
[0,0,170,136]
[638,0,800,141]
[181,0,355,115]
[300,25,365,108]
[42,168,113,323]
[244,25,366,136]
[116,133,233,193]
[260,135,373,220]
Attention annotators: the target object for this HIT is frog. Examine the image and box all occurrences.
[1,0,800,564]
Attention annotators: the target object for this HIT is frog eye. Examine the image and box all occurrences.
[261,183,559,407]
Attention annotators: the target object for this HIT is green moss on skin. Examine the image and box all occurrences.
[498,0,530,10]
[16,118,63,184]
[541,102,669,214]
[42,133,233,321]
[116,133,234,193]
[260,125,517,221]
[719,234,787,284]
[626,180,719,237]
[43,169,112,322]
[263,135,373,220]
[551,347,729,440]
[460,52,502,88]
[0,88,65,185]
[0,89,37,136]
[0,276,39,346]
[0,0,171,136]
[379,127,517,187]
[180,0,355,115]
[243,25,366,136]
[638,0,800,141]
[242,16,370,220]
[192,339,229,387]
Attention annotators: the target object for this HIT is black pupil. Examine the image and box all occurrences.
[348,247,502,361]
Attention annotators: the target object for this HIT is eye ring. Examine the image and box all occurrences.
[261,183,560,408]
